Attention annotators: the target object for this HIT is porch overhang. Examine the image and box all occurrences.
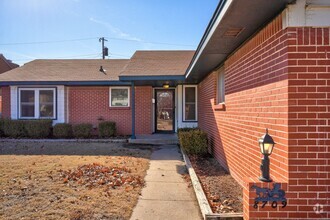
[185,0,295,83]
[119,75,186,87]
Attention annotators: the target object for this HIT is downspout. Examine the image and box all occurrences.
[131,81,136,139]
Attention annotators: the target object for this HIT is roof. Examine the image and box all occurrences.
[0,59,130,85]
[120,50,195,78]
[0,50,195,86]
[185,0,295,83]
[0,54,19,74]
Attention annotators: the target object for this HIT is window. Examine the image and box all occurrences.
[183,85,197,121]
[217,67,225,104]
[109,87,130,107]
[19,88,56,119]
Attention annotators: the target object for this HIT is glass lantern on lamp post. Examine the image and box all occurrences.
[258,128,275,182]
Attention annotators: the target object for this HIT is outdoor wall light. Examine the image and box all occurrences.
[258,128,275,182]
[163,84,170,89]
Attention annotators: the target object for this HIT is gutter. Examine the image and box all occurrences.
[0,81,132,86]
[119,75,185,81]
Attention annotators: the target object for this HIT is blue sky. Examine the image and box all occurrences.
[0,0,219,65]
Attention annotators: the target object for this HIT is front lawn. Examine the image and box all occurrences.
[0,142,152,220]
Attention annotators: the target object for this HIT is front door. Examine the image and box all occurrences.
[155,89,175,133]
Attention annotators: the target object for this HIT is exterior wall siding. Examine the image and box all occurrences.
[286,26,330,219]
[198,14,289,185]
[68,86,152,135]
[199,14,329,219]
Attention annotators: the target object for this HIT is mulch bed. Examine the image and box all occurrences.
[189,154,243,214]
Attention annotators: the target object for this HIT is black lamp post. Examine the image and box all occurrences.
[258,128,275,182]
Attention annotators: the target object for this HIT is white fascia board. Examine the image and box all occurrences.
[186,0,233,79]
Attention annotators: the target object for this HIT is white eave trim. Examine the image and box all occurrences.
[185,0,233,79]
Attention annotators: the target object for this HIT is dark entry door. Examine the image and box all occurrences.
[155,89,175,133]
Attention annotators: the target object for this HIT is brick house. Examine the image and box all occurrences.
[0,0,329,219]
[186,0,329,219]
[0,51,198,135]
[0,54,18,115]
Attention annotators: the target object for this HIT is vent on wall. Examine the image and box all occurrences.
[223,28,244,37]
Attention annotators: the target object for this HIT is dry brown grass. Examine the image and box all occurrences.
[0,142,152,220]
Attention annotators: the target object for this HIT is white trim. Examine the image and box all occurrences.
[18,88,56,119]
[109,86,130,107]
[283,0,330,28]
[186,0,233,78]
[182,85,198,122]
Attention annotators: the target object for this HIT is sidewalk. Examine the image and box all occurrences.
[130,145,202,220]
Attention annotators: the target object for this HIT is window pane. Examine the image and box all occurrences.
[185,104,196,121]
[21,90,34,103]
[20,90,35,117]
[184,87,196,121]
[40,104,54,117]
[21,105,35,117]
[39,90,54,118]
[111,88,129,106]
[40,90,54,103]
[217,70,225,103]
[185,87,196,103]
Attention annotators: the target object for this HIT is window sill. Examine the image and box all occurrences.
[214,103,226,111]
[109,106,130,110]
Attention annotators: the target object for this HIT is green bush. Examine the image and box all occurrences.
[3,119,26,138]
[1,119,52,138]
[98,121,116,138]
[0,118,5,137]
[53,123,73,138]
[73,123,93,139]
[178,129,208,155]
[24,120,52,138]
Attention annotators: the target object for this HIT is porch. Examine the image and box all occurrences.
[129,133,178,145]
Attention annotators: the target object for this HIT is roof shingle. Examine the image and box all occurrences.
[120,50,195,76]
[0,59,129,82]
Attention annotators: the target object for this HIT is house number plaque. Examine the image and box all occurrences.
[251,183,287,209]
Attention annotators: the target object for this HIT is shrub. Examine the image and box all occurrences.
[0,119,52,138]
[178,129,208,155]
[53,123,73,138]
[98,121,116,138]
[24,120,53,138]
[0,118,5,137]
[73,123,93,139]
[177,127,200,135]
[3,119,26,138]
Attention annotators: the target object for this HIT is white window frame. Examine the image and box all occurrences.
[216,66,225,104]
[109,87,130,107]
[183,85,198,122]
[18,88,57,119]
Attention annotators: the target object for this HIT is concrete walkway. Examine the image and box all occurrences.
[130,145,202,220]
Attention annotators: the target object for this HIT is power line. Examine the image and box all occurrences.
[11,53,102,61]
[0,37,98,46]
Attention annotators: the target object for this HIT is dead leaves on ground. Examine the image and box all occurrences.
[58,163,144,191]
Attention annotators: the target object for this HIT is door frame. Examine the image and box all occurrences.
[154,89,175,133]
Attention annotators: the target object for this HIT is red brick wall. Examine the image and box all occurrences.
[135,86,153,134]
[198,15,289,185]
[199,12,330,219]
[1,86,11,118]
[286,27,330,219]
[68,86,152,135]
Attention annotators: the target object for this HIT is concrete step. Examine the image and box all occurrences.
[128,138,178,145]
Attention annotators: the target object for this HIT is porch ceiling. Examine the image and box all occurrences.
[185,0,295,83]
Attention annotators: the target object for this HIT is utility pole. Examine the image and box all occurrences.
[99,37,108,59]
